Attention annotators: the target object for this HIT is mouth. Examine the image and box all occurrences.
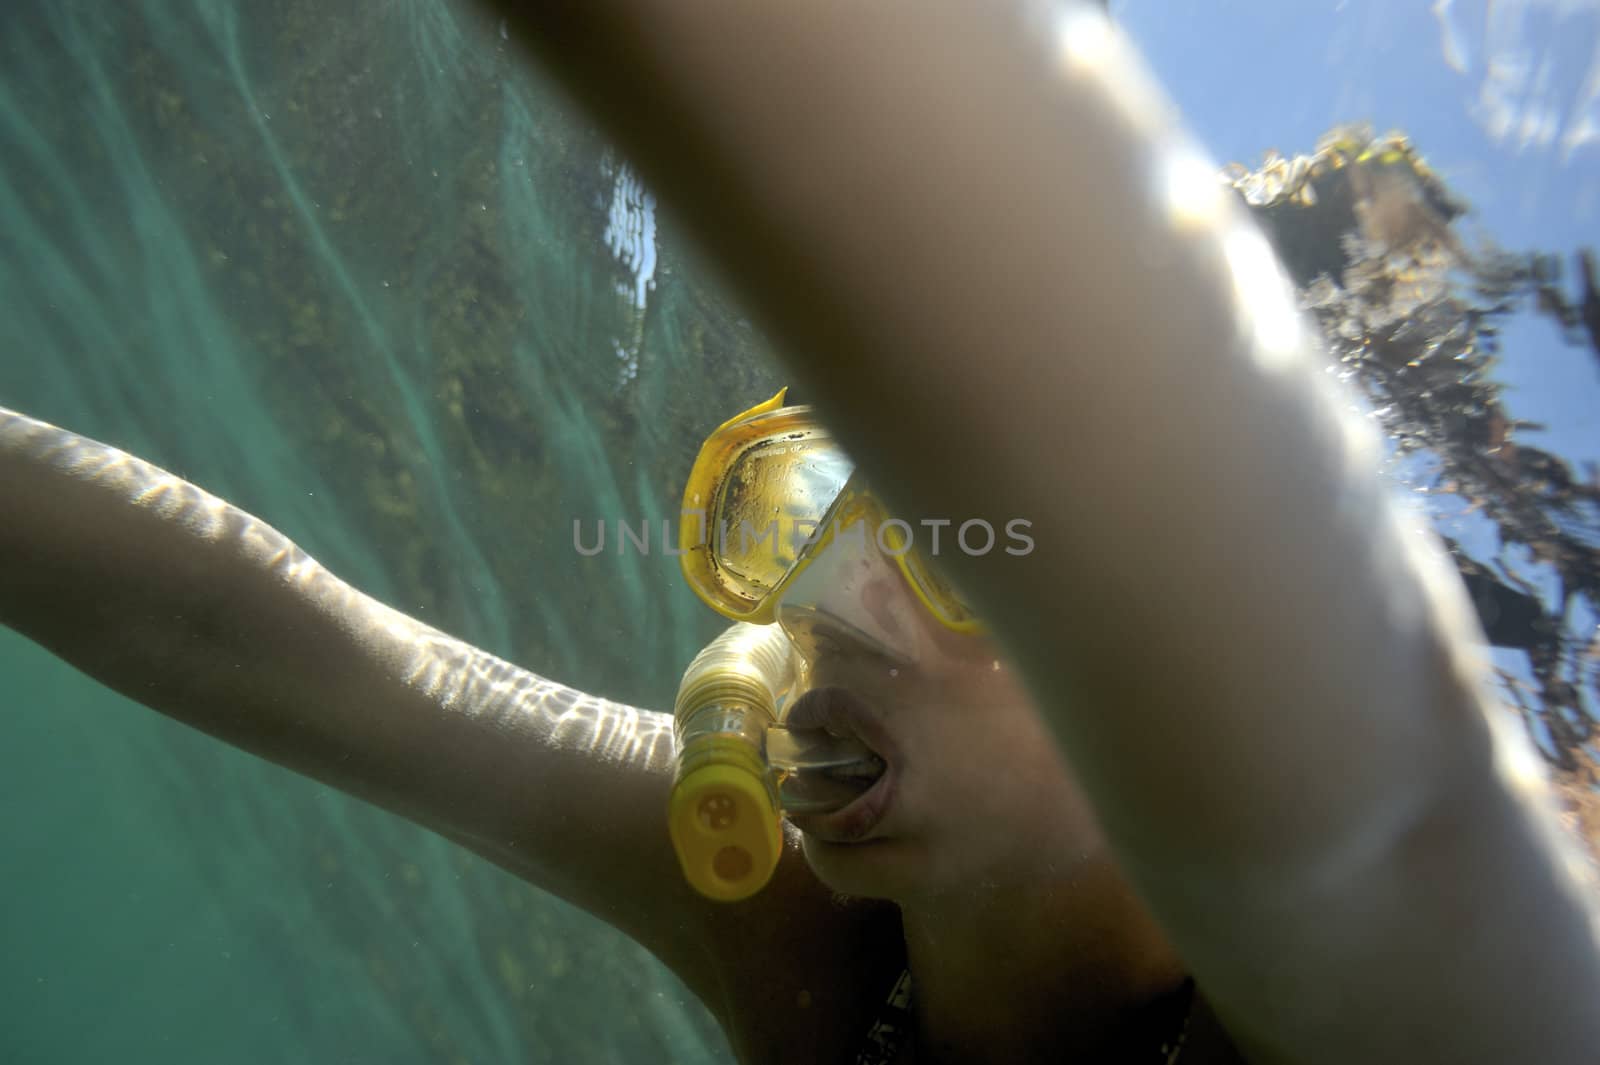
[781,687,900,843]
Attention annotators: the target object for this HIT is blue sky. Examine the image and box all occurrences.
[1117,0,1599,465]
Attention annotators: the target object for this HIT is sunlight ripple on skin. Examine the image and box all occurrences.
[373,602,674,768]
[0,406,677,771]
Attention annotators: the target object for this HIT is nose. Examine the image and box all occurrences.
[778,605,915,680]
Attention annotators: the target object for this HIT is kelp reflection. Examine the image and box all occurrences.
[1230,125,1600,852]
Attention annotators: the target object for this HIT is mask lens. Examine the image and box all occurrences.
[712,434,854,604]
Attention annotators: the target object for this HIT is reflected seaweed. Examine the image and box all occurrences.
[1227,124,1600,856]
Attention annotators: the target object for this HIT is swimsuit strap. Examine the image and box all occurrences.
[1156,979,1196,1065]
[853,968,914,1065]
[851,971,1196,1064]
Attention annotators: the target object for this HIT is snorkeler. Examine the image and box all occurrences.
[1,385,1225,1063]
[6,2,1600,1064]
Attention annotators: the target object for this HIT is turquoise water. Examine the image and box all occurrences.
[0,2,770,1062]
[3,1,1598,1064]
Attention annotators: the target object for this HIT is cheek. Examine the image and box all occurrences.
[906,709,1102,855]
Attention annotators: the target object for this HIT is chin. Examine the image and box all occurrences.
[798,834,930,902]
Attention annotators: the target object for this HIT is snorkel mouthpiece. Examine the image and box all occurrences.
[670,623,795,901]
[670,622,888,901]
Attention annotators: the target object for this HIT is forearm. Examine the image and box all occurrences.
[0,406,673,863]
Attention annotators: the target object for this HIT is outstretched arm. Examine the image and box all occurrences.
[485,1,1600,1061]
[0,406,723,995]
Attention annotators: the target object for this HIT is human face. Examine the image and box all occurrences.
[784,603,1108,904]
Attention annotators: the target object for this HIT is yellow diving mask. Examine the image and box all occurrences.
[678,388,982,656]
[668,390,985,902]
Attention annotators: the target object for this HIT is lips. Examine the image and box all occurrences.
[782,687,899,842]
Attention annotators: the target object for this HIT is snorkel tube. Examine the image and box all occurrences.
[669,622,796,901]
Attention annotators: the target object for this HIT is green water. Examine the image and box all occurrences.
[0,1,774,1061]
